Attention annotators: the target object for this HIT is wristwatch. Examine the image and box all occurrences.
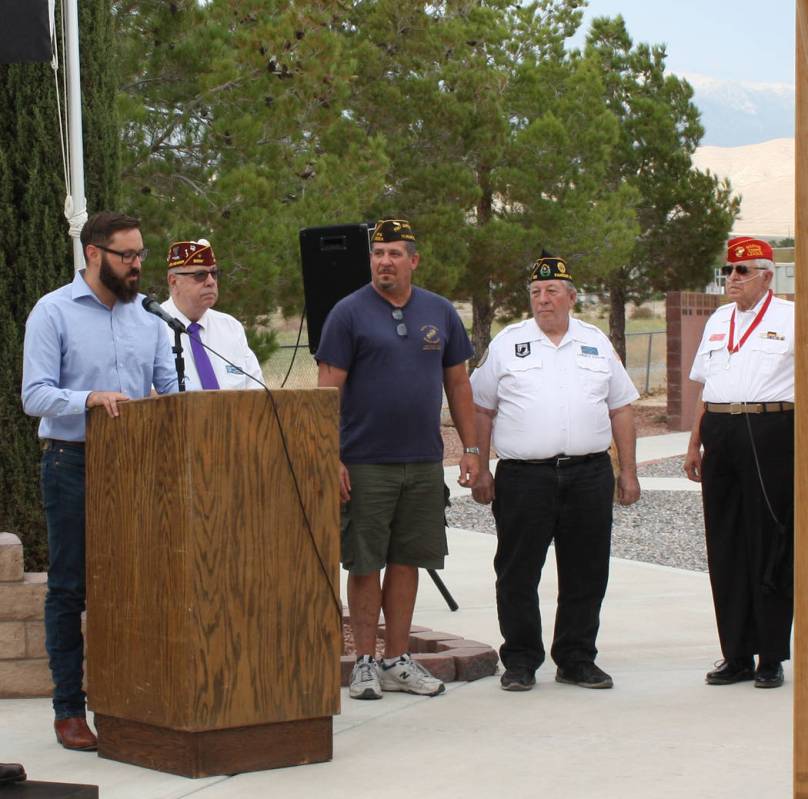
[463,447,480,455]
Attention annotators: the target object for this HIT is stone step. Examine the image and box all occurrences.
[0,532,24,582]
[0,657,52,697]
[0,573,46,621]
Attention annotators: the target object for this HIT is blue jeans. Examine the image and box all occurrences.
[41,443,87,719]
[492,454,615,672]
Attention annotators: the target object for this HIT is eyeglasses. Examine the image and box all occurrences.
[392,308,407,337]
[172,268,219,283]
[720,264,768,276]
[96,245,149,265]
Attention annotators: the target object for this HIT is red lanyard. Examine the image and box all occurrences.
[727,289,773,354]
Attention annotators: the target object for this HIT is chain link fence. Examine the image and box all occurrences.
[262,330,668,395]
[624,330,666,394]
[262,344,319,388]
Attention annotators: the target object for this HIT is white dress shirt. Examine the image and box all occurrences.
[689,293,794,402]
[471,317,639,460]
[161,297,264,391]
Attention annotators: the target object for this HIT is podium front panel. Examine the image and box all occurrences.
[86,389,341,733]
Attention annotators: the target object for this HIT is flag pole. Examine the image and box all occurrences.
[64,0,86,271]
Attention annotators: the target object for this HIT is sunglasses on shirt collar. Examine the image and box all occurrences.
[391,308,407,337]
[720,264,768,276]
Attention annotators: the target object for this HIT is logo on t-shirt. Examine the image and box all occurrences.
[421,325,441,351]
[515,342,531,358]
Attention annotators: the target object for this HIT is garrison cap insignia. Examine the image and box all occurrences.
[372,218,416,243]
[726,236,773,263]
[167,240,216,268]
[530,250,572,282]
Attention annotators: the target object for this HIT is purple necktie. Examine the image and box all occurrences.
[187,322,220,390]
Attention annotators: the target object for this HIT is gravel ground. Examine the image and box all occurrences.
[446,487,708,573]
[637,455,688,478]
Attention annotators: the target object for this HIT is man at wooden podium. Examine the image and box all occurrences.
[317,218,480,700]
[160,239,263,390]
[21,212,178,750]
[685,236,794,689]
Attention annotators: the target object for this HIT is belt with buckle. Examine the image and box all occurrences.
[704,401,794,415]
[503,452,608,468]
[42,438,85,450]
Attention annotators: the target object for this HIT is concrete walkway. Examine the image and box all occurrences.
[0,430,792,798]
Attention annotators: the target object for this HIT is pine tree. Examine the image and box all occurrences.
[0,60,71,570]
[346,0,637,360]
[115,0,389,360]
[584,16,739,361]
[0,1,119,570]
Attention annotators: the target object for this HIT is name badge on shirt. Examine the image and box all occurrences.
[709,333,726,342]
[764,331,785,341]
[580,345,599,357]
[225,365,242,374]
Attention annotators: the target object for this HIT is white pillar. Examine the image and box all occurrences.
[64,0,86,271]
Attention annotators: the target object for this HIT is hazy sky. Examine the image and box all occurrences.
[571,0,795,85]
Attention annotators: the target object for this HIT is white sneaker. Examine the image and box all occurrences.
[379,653,445,696]
[349,655,382,700]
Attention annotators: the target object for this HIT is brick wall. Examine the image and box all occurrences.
[666,292,723,431]
[0,532,51,697]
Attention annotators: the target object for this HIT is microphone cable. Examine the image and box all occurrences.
[280,307,307,389]
[173,319,342,622]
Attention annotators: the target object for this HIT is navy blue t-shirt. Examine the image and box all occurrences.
[316,284,473,464]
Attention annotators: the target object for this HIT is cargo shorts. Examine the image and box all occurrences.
[340,462,448,575]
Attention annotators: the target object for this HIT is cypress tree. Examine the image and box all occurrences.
[0,1,118,570]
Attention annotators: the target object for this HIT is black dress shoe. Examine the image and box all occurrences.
[556,661,613,689]
[755,661,784,688]
[705,658,754,685]
[0,763,26,784]
[500,668,536,691]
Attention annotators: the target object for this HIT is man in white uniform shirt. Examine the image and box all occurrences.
[161,240,263,390]
[685,237,794,689]
[471,252,639,692]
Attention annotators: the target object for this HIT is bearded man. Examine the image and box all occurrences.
[22,211,177,749]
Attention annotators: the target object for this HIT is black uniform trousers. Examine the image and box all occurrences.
[492,454,614,672]
[700,410,794,662]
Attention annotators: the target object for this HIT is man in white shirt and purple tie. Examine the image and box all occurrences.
[161,240,263,391]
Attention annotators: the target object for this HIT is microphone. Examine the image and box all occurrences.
[142,296,186,333]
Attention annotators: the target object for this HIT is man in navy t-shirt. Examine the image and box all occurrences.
[317,218,479,700]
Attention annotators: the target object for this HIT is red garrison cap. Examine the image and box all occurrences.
[166,240,216,269]
[726,237,773,263]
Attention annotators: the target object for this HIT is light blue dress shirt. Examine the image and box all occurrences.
[21,270,178,441]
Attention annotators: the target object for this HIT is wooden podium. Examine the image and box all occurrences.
[84,389,341,778]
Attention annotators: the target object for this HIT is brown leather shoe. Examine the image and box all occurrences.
[0,763,26,783]
[54,716,98,751]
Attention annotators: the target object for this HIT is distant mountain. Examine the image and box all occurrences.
[691,138,794,238]
[680,72,795,147]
